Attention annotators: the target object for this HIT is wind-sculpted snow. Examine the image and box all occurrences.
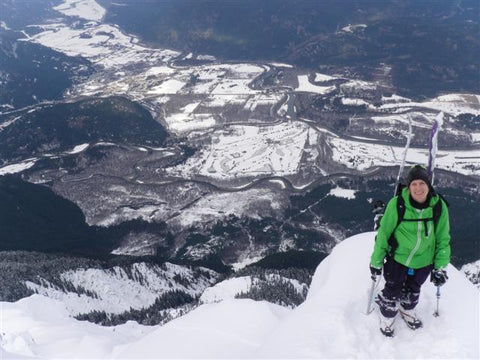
[2,232,478,359]
[258,232,479,359]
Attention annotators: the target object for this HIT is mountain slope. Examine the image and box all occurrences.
[0,175,93,253]
[0,96,168,163]
[1,232,478,359]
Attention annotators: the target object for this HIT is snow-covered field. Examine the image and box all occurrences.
[327,135,480,176]
[53,0,106,21]
[1,232,478,359]
[169,122,312,180]
[328,186,357,199]
[378,93,480,117]
[12,0,479,179]
[25,13,273,135]
[296,75,336,94]
[26,22,179,69]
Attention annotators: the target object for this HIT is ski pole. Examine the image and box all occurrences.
[365,274,378,315]
[433,286,441,317]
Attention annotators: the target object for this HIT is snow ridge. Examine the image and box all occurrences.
[2,232,478,359]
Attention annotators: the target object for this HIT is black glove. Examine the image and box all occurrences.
[431,269,448,287]
[370,265,382,280]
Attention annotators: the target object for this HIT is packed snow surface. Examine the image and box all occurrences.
[1,232,478,359]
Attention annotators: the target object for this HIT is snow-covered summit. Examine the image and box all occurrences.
[1,232,478,359]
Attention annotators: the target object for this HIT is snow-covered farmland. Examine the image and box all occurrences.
[147,79,186,95]
[296,75,336,95]
[327,136,480,176]
[243,94,283,111]
[378,93,480,117]
[165,113,216,134]
[369,112,433,130]
[211,79,257,95]
[26,22,179,69]
[170,122,310,180]
[54,0,106,21]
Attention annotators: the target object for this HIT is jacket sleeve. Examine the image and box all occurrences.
[434,199,451,269]
[370,197,398,269]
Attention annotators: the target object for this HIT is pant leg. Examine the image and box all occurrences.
[401,264,434,310]
[376,257,408,318]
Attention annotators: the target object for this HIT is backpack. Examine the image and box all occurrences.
[386,183,449,255]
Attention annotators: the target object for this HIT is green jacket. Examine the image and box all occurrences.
[370,188,451,270]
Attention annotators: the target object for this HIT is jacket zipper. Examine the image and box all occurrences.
[406,209,423,267]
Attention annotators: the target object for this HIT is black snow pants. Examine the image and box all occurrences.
[376,257,433,318]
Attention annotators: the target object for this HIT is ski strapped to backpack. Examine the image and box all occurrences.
[372,115,413,230]
[386,183,449,255]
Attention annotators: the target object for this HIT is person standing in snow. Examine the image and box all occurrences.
[369,165,451,337]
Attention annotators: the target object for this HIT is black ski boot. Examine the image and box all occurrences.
[399,307,423,330]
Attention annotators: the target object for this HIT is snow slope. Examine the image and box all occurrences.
[257,232,479,359]
[1,232,478,359]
